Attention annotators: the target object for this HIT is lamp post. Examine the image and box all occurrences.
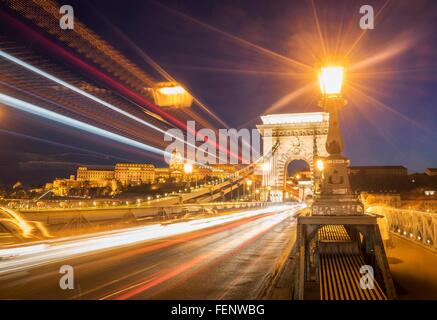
[316,66,351,197]
[293,67,395,300]
[261,162,270,201]
[314,158,324,195]
[184,162,193,189]
[246,178,253,201]
[312,65,364,215]
[318,67,346,155]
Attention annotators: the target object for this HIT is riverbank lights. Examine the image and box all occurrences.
[183,163,193,174]
[319,66,344,96]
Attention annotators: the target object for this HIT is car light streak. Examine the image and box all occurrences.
[0,50,219,162]
[0,207,35,238]
[105,209,294,299]
[0,93,169,157]
[0,205,302,275]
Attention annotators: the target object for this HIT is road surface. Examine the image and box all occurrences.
[0,205,300,299]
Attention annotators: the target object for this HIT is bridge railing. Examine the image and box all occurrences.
[3,201,278,227]
[367,206,436,251]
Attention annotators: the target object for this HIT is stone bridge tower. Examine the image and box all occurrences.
[256,112,329,202]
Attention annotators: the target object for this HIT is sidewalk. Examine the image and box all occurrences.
[386,234,437,299]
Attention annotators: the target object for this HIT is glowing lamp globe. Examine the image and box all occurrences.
[319,66,344,96]
[261,162,270,172]
[183,163,193,174]
[152,82,193,108]
[316,159,325,171]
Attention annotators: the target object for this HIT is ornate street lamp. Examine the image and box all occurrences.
[293,66,395,300]
[151,82,193,108]
[313,66,364,215]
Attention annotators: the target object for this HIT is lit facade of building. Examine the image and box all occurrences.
[46,175,117,196]
[114,164,155,186]
[208,164,237,179]
[74,151,237,186]
[76,167,115,181]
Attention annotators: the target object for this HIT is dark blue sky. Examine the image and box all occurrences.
[0,0,436,184]
[63,0,437,169]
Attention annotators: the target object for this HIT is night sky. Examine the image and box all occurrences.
[0,0,436,185]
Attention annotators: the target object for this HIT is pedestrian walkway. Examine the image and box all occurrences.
[386,234,437,299]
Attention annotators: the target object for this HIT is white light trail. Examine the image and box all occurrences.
[0,50,215,161]
[0,50,167,134]
[0,93,169,157]
[0,204,303,274]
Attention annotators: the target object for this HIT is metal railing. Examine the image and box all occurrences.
[367,206,436,251]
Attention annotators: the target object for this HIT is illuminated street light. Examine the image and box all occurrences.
[261,162,270,172]
[316,159,325,171]
[184,163,193,174]
[151,82,193,108]
[313,65,359,212]
[319,66,346,155]
[246,179,253,186]
[319,66,344,96]
[158,86,186,95]
[184,163,193,189]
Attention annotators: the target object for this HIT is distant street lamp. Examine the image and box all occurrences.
[261,162,270,172]
[183,162,193,174]
[184,162,193,188]
[316,159,325,172]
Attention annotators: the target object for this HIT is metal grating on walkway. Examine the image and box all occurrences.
[319,253,387,300]
[318,225,351,242]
